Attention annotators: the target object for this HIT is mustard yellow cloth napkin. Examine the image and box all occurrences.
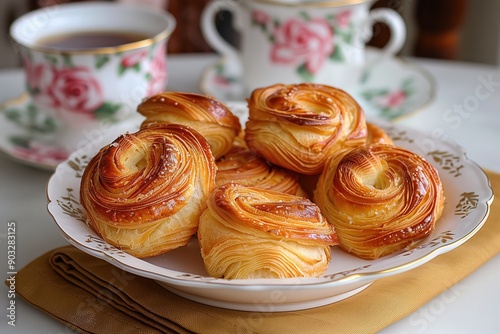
[12,171,498,334]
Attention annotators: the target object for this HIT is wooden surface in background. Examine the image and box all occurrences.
[167,0,212,53]
[415,0,468,60]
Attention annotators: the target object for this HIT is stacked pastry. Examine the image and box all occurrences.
[244,83,444,261]
[79,85,445,279]
[138,92,241,159]
[215,137,307,197]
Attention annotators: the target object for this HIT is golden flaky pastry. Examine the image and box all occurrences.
[138,92,241,159]
[366,122,394,146]
[245,83,367,175]
[314,144,444,260]
[216,144,307,197]
[80,124,216,258]
[198,184,338,279]
[297,123,394,198]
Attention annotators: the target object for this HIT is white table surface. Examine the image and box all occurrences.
[1,54,499,333]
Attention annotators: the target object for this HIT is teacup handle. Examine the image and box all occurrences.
[361,8,406,66]
[201,0,243,77]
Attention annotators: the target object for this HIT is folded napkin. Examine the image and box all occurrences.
[12,171,499,334]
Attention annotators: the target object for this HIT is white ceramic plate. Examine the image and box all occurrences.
[200,48,436,121]
[47,102,493,312]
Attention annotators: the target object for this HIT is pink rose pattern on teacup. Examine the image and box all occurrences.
[271,18,333,75]
[119,49,148,75]
[22,52,115,121]
[252,9,353,81]
[336,10,351,28]
[252,8,271,26]
[146,42,167,96]
[49,67,104,116]
[21,41,167,123]
[23,55,54,95]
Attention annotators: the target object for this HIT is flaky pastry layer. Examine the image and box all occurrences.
[314,144,445,259]
[216,144,307,197]
[138,92,241,158]
[245,83,367,175]
[80,124,216,258]
[198,184,338,279]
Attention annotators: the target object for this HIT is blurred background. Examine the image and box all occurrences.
[1,0,499,69]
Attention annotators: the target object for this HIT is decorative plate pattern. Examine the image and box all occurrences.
[47,102,493,312]
[199,48,436,121]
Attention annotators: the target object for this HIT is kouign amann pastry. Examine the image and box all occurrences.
[366,122,394,146]
[314,144,444,260]
[80,124,217,258]
[216,144,307,197]
[245,83,367,175]
[138,92,241,159]
[198,184,338,279]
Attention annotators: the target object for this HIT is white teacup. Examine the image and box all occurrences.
[10,2,176,150]
[202,0,406,94]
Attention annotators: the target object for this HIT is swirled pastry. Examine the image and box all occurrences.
[80,124,217,258]
[216,145,307,197]
[138,92,241,159]
[366,122,393,146]
[198,184,338,279]
[245,83,367,175]
[314,144,444,260]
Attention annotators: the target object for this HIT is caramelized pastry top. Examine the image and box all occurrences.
[366,122,394,146]
[314,144,444,259]
[138,92,241,130]
[81,124,216,228]
[245,83,367,174]
[216,145,306,197]
[138,92,241,158]
[209,184,338,244]
[198,183,337,278]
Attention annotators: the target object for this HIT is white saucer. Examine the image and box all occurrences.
[199,48,436,121]
[0,94,142,171]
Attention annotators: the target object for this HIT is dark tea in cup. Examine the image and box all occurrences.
[36,31,149,50]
